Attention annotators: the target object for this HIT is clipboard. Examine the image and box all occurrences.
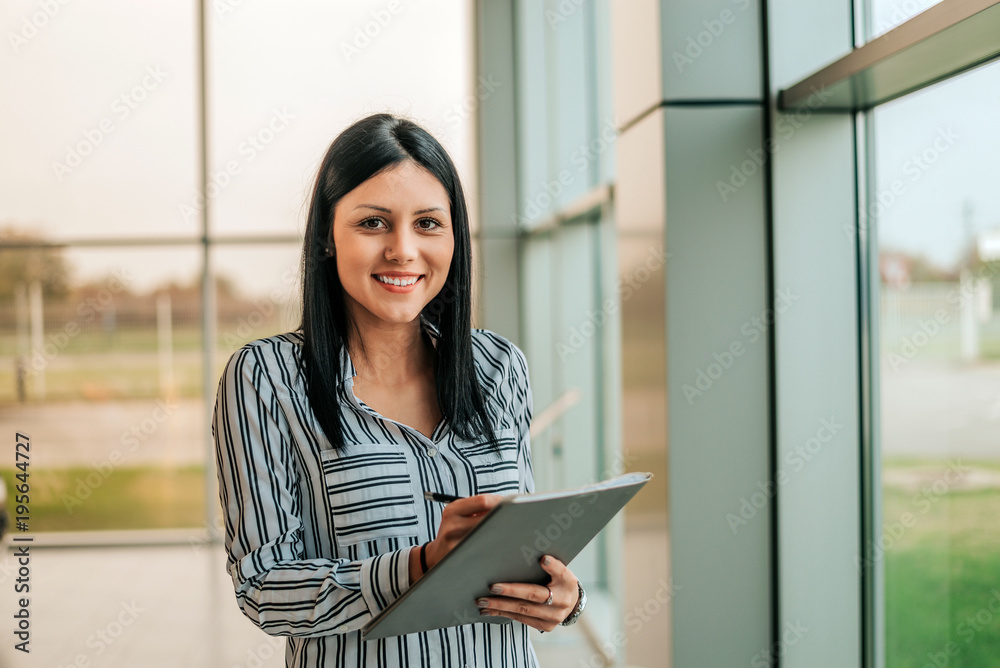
[361,472,652,641]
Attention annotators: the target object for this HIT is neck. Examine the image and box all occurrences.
[346,314,433,386]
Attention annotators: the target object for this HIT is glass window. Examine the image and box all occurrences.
[207,1,475,237]
[618,233,669,664]
[873,60,1000,666]
[616,113,669,666]
[0,0,474,540]
[0,3,199,241]
[213,244,302,361]
[0,246,205,531]
[867,0,946,40]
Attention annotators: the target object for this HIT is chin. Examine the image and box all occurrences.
[369,306,426,326]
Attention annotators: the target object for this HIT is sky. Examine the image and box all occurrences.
[870,0,1000,271]
[0,0,476,297]
[873,61,1000,271]
[1,0,997,299]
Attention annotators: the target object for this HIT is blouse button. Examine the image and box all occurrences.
[426,447,438,457]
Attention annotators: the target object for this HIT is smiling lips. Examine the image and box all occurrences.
[373,273,423,293]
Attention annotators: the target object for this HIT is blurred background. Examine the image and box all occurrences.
[0,0,998,667]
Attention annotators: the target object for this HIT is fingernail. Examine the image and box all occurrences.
[476,598,489,608]
[480,609,491,616]
[542,556,552,566]
[490,585,503,594]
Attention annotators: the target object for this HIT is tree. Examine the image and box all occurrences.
[0,225,72,300]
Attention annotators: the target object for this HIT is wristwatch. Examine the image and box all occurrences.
[559,580,587,626]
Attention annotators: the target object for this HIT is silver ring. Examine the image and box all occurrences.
[543,587,553,606]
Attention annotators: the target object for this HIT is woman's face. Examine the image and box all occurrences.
[331,160,455,330]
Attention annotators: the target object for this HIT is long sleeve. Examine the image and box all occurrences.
[510,343,535,496]
[211,345,412,637]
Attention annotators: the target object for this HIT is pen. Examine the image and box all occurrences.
[423,491,463,503]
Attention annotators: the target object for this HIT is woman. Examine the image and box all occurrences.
[212,113,585,667]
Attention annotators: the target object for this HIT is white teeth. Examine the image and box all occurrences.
[377,275,419,287]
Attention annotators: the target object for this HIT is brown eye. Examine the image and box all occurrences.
[416,218,441,230]
[359,217,386,230]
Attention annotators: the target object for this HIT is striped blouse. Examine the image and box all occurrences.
[212,319,539,668]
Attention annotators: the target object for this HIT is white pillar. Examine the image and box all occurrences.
[157,292,175,400]
[976,277,993,323]
[15,282,29,355]
[959,269,979,361]
[29,280,44,399]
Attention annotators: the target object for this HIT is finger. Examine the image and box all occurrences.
[478,595,554,621]
[477,598,565,631]
[478,604,559,633]
[439,513,486,534]
[479,591,571,623]
[539,555,569,580]
[445,494,503,518]
[485,582,553,605]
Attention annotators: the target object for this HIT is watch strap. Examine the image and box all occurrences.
[560,580,587,626]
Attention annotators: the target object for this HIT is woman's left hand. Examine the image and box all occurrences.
[475,555,579,632]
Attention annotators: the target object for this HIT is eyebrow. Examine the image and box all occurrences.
[353,204,446,215]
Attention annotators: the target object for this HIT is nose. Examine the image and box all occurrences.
[384,226,418,263]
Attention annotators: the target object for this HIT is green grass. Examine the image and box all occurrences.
[0,325,204,357]
[982,336,1000,360]
[882,466,1000,667]
[0,465,206,532]
[0,323,291,402]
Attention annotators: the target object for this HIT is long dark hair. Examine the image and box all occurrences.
[299,113,496,451]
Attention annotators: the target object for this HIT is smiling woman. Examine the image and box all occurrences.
[211,113,585,668]
[299,114,490,453]
[330,160,456,442]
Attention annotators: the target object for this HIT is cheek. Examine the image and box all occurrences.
[436,239,455,272]
[333,249,372,293]
[334,236,374,272]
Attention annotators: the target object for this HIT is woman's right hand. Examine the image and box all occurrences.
[410,494,503,583]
